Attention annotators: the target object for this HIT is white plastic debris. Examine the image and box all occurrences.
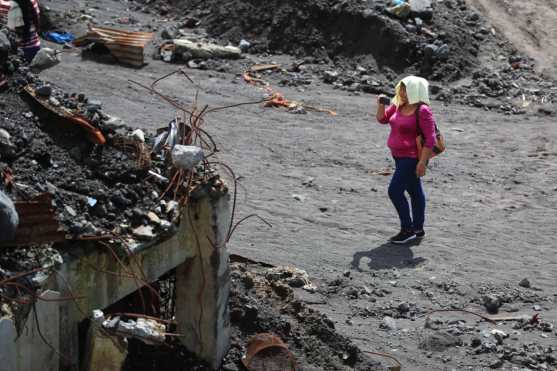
[171,145,204,171]
[153,120,178,154]
[92,310,166,345]
[30,48,61,72]
[131,129,145,143]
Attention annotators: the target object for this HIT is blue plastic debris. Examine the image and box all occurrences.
[44,31,75,44]
[87,197,98,208]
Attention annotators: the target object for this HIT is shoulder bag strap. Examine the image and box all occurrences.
[415,103,423,137]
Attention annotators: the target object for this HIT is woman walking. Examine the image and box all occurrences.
[376,75,437,244]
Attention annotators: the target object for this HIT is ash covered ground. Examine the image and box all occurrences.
[1,0,557,369]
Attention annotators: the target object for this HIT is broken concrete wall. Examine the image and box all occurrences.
[0,291,60,371]
[82,325,128,371]
[176,194,232,370]
[0,191,231,371]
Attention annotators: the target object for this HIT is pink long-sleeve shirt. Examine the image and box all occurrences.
[378,104,437,159]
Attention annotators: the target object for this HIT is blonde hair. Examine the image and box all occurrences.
[392,82,406,108]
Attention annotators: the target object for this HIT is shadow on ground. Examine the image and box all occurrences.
[351,240,426,271]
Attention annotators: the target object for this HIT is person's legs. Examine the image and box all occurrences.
[388,158,415,230]
[407,175,426,233]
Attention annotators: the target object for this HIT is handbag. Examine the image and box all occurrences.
[415,104,445,158]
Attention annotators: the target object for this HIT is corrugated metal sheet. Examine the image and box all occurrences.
[74,26,154,67]
[0,193,66,247]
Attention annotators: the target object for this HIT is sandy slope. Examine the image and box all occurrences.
[468,0,557,78]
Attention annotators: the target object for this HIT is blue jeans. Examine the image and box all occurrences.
[388,157,426,231]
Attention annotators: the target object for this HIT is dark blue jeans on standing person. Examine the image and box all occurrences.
[388,157,426,231]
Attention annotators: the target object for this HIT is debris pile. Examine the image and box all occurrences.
[132,0,557,114]
[0,34,229,316]
[146,0,490,82]
[122,257,386,370]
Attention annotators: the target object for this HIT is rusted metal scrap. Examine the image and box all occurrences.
[22,85,106,145]
[74,26,154,67]
[112,135,152,170]
[242,333,298,371]
[0,193,66,247]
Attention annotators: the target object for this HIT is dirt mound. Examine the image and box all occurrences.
[148,0,501,83]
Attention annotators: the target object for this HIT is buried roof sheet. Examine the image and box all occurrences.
[74,26,154,67]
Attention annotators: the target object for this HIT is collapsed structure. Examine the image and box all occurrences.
[0,28,233,371]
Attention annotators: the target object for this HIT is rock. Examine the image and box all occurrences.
[0,190,19,242]
[0,129,15,156]
[323,70,339,83]
[271,282,292,299]
[165,200,179,215]
[36,85,52,97]
[292,194,305,202]
[518,278,531,288]
[483,294,502,314]
[405,24,417,33]
[490,329,508,345]
[470,337,482,347]
[111,191,132,208]
[182,17,200,28]
[419,330,463,351]
[133,225,155,240]
[69,147,82,162]
[345,286,359,298]
[159,220,172,231]
[49,97,60,107]
[239,39,251,53]
[489,359,504,369]
[398,302,410,313]
[65,206,77,217]
[538,104,555,116]
[288,276,306,288]
[161,25,179,40]
[30,48,60,72]
[533,304,542,311]
[435,44,450,59]
[409,0,433,20]
[242,272,255,289]
[343,270,351,278]
[171,145,204,170]
[381,316,397,331]
[147,212,161,226]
